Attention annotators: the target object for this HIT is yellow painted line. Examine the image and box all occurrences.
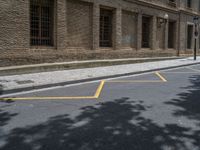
[107,72,168,83]
[94,80,105,98]
[1,96,96,100]
[163,72,198,74]
[107,80,163,83]
[1,81,105,100]
[155,72,167,82]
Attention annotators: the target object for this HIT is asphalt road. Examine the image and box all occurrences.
[1,64,200,150]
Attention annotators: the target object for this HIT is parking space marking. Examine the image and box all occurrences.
[94,80,105,98]
[155,72,167,82]
[1,96,96,100]
[107,72,167,83]
[0,72,168,101]
[107,80,164,83]
[1,81,105,100]
[162,72,197,74]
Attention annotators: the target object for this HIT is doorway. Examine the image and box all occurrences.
[168,21,176,49]
[142,16,151,48]
[187,25,193,49]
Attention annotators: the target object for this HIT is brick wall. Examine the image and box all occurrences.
[67,0,92,50]
[0,0,200,67]
[0,0,29,51]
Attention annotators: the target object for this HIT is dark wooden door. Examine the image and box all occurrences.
[187,25,193,49]
[168,21,175,49]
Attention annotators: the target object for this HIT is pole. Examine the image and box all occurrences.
[194,23,198,61]
[193,16,199,61]
[194,38,197,60]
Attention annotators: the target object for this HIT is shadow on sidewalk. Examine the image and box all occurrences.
[0,97,199,150]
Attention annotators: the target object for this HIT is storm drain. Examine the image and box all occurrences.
[16,80,34,85]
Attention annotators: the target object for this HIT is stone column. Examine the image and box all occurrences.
[179,14,186,52]
[136,13,142,50]
[114,8,122,50]
[56,0,68,50]
[151,16,157,50]
[92,3,100,50]
[164,20,169,50]
[175,21,179,52]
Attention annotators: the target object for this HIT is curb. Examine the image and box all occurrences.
[1,62,200,96]
[0,57,183,76]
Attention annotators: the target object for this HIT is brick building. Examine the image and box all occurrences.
[0,0,200,66]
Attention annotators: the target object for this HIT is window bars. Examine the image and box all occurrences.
[100,9,113,47]
[30,0,54,46]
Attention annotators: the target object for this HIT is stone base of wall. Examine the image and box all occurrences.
[0,48,182,67]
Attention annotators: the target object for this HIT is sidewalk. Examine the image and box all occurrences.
[1,57,200,95]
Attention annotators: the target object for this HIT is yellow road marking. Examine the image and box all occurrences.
[107,80,163,83]
[107,72,167,83]
[1,81,105,100]
[163,72,198,74]
[0,73,168,101]
[94,80,105,98]
[155,72,167,82]
[1,96,96,100]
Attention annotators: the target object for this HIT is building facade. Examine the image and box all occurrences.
[0,0,200,66]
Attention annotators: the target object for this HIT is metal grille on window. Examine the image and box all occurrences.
[100,9,113,47]
[187,0,192,8]
[30,0,54,46]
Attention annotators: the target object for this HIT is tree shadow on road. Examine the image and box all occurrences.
[0,97,199,150]
[166,75,200,121]
[0,105,18,146]
[164,74,200,148]
[0,84,3,96]
[0,109,17,128]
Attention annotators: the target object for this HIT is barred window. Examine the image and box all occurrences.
[30,0,54,46]
[100,9,113,47]
[187,0,192,8]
